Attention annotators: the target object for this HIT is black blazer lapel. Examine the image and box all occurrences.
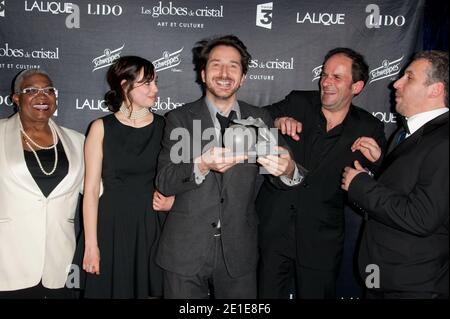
[386,128,404,154]
[380,112,449,174]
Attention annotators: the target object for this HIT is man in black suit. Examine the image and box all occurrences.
[342,51,449,299]
[257,48,386,299]
[156,35,304,299]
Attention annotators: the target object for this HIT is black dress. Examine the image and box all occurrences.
[83,114,166,298]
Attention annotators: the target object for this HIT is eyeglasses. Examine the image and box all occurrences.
[18,87,58,96]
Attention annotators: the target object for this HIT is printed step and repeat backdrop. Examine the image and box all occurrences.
[0,0,424,297]
[1,0,423,136]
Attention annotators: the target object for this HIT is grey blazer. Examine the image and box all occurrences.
[156,98,292,278]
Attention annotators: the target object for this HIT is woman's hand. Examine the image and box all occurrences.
[83,245,100,275]
[153,190,175,212]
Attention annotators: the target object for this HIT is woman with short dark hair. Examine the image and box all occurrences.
[79,56,174,298]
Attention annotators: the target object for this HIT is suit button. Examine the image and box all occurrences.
[211,222,217,228]
[290,205,295,210]
[220,198,224,203]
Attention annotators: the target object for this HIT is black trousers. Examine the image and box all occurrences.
[0,281,76,299]
[163,234,257,299]
[258,220,337,299]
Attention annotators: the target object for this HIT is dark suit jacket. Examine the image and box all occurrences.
[257,90,386,271]
[156,98,292,278]
[349,112,449,296]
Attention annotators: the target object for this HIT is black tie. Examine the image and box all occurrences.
[396,129,407,145]
[216,110,236,146]
[396,116,410,145]
[214,111,236,228]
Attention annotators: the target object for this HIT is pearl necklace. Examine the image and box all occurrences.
[119,104,150,120]
[20,120,59,176]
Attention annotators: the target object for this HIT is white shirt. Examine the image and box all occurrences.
[406,108,449,138]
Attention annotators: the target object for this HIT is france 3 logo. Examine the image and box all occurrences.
[0,0,6,17]
[256,2,273,29]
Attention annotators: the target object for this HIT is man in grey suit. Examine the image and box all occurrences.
[156,35,304,298]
